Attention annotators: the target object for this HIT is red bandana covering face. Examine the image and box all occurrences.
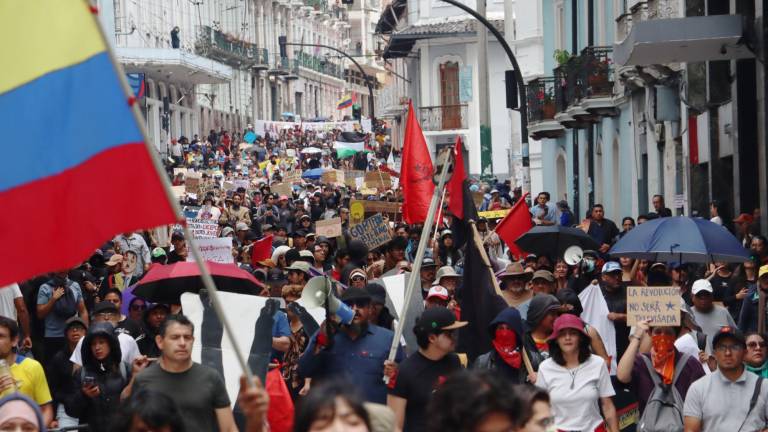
[492,328,522,368]
[651,334,676,385]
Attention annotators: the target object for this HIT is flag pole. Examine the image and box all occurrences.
[470,221,505,297]
[87,3,255,384]
[432,187,448,244]
[387,148,453,362]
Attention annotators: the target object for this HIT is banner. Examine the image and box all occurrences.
[271,182,293,197]
[186,238,234,264]
[348,214,390,249]
[254,120,359,135]
[350,199,401,214]
[478,209,510,219]
[315,218,342,238]
[283,170,303,184]
[186,218,219,238]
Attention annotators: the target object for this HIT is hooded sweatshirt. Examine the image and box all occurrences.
[472,307,527,383]
[64,322,129,431]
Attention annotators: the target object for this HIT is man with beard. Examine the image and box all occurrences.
[498,262,534,320]
[219,193,251,226]
[298,287,403,404]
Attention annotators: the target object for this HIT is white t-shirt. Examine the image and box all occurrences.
[710,216,723,226]
[676,332,711,375]
[536,354,615,431]
[0,284,22,321]
[70,332,140,366]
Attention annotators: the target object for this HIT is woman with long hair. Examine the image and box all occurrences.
[535,314,618,432]
[294,381,371,432]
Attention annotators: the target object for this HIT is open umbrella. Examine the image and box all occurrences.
[608,216,750,263]
[133,261,264,304]
[514,225,601,258]
[300,147,322,154]
[302,168,326,179]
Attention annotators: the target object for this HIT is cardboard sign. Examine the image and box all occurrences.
[223,181,235,191]
[283,169,302,184]
[173,167,188,176]
[349,201,365,225]
[478,209,510,219]
[321,170,338,184]
[356,200,402,214]
[315,217,342,238]
[171,186,186,198]
[186,218,219,239]
[185,177,201,193]
[233,179,249,191]
[348,213,390,250]
[271,182,293,198]
[186,237,234,264]
[364,171,392,189]
[627,286,680,326]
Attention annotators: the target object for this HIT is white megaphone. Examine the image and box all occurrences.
[564,245,584,266]
[298,276,355,325]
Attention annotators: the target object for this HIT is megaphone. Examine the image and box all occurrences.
[564,245,584,266]
[298,276,355,325]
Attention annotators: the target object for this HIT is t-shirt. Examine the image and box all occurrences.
[0,284,22,321]
[535,354,615,431]
[36,282,83,338]
[389,352,462,432]
[692,305,737,354]
[10,355,52,406]
[683,369,768,431]
[70,332,140,366]
[133,362,230,432]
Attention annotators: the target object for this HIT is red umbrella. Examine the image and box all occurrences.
[133,261,265,304]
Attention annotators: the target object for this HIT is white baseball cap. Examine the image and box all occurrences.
[427,285,450,300]
[692,279,713,296]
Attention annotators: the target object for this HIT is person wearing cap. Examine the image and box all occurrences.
[136,304,171,358]
[616,318,705,419]
[150,247,167,265]
[531,270,556,295]
[235,222,250,245]
[166,232,187,264]
[388,307,467,432]
[425,286,450,309]
[0,317,53,426]
[738,263,768,334]
[599,261,631,360]
[535,314,619,432]
[472,308,527,383]
[219,192,252,227]
[285,261,311,287]
[366,282,395,330]
[48,317,86,427]
[299,287,403,405]
[69,302,141,369]
[432,266,461,297]
[683,326,768,431]
[344,267,368,290]
[418,258,439,299]
[734,213,756,248]
[498,262,534,320]
[690,279,737,357]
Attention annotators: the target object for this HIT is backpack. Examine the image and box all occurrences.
[637,353,690,432]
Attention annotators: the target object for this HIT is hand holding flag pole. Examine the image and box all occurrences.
[88,2,255,385]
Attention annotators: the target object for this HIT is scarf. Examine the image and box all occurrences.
[650,334,676,385]
[746,361,768,379]
[492,328,521,369]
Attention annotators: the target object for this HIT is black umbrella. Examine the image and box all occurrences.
[514,225,600,258]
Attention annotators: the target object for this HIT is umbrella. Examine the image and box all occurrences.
[302,168,326,179]
[514,225,601,258]
[281,112,295,118]
[133,261,264,304]
[608,216,750,263]
[300,147,322,154]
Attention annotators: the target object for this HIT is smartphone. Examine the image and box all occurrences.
[83,376,96,387]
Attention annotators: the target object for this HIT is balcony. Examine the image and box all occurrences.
[526,78,565,140]
[269,55,291,76]
[195,25,266,69]
[284,59,300,80]
[295,51,345,80]
[553,46,618,128]
[419,104,468,132]
[305,0,328,13]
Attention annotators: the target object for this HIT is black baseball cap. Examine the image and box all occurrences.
[341,287,372,303]
[712,326,746,348]
[414,307,467,336]
[93,301,118,315]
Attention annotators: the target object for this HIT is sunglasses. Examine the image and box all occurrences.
[748,341,767,349]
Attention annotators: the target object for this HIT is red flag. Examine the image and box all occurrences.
[494,193,533,260]
[251,235,274,266]
[401,101,435,224]
[446,136,468,219]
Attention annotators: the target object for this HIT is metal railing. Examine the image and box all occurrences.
[294,51,345,79]
[526,77,557,123]
[579,46,614,98]
[305,0,328,13]
[195,25,266,68]
[419,104,468,131]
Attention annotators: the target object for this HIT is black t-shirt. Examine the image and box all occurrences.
[601,283,630,359]
[389,352,462,432]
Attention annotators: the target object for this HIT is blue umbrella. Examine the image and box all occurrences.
[302,168,325,179]
[609,216,750,263]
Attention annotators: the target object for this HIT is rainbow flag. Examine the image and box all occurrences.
[0,1,178,286]
[337,94,353,110]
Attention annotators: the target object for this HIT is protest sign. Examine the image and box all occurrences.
[233,179,249,191]
[283,169,302,184]
[364,171,392,189]
[186,218,219,239]
[186,237,234,264]
[315,218,342,238]
[349,213,389,250]
[349,201,365,225]
[185,177,200,194]
[173,167,188,177]
[626,286,680,326]
[271,182,293,197]
[223,181,235,191]
[171,186,186,198]
[321,170,337,184]
[357,200,402,214]
[478,209,510,219]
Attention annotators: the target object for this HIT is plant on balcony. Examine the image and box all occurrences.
[586,56,611,94]
[553,49,571,66]
[537,87,556,119]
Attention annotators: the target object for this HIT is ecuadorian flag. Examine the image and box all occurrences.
[336,94,353,110]
[0,1,178,286]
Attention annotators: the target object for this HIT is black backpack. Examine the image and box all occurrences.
[637,353,690,432]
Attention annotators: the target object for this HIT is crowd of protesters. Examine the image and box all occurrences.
[0,123,768,432]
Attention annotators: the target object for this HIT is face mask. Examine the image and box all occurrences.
[492,328,521,368]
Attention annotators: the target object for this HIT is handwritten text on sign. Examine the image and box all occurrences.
[186,237,234,264]
[627,286,680,326]
[348,213,390,250]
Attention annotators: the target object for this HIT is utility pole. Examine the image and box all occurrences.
[477,0,493,178]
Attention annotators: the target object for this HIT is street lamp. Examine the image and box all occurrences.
[437,0,530,194]
[279,37,375,121]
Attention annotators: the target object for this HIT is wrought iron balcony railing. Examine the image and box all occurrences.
[195,25,265,68]
[419,104,468,131]
[526,77,558,123]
